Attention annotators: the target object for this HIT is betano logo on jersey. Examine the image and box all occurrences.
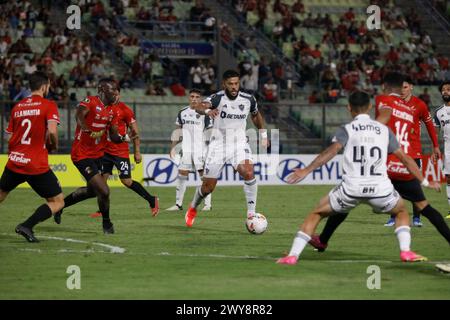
[220,111,247,120]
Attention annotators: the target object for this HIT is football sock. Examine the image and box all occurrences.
[447,183,450,206]
[288,231,312,258]
[95,190,110,222]
[395,226,411,251]
[128,181,156,207]
[176,175,188,206]
[22,204,52,229]
[244,178,257,216]
[319,213,348,244]
[64,187,96,209]
[204,193,212,207]
[412,206,420,219]
[191,187,206,209]
[420,205,450,244]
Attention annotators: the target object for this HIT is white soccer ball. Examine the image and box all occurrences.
[245,213,268,235]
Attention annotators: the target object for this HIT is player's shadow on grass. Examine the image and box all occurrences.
[38,225,98,235]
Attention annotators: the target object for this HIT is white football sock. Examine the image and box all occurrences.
[176,175,188,206]
[244,178,257,216]
[191,186,206,209]
[395,226,411,252]
[204,193,212,207]
[288,231,312,258]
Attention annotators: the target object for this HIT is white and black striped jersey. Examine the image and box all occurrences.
[434,104,450,153]
[332,114,400,197]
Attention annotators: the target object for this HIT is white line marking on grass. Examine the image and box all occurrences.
[1,233,125,254]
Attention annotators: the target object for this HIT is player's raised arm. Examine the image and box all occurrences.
[287,142,343,184]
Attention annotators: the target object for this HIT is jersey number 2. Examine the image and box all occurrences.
[21,119,32,145]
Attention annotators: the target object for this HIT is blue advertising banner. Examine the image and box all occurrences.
[141,41,214,58]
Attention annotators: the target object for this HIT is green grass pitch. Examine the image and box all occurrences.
[0,185,449,299]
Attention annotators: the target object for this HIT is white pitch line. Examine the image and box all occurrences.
[3,233,448,264]
[1,233,125,254]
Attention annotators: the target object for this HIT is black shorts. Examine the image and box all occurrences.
[392,178,426,203]
[73,158,103,182]
[0,166,62,198]
[102,153,131,179]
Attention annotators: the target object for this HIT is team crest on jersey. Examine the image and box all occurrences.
[223,104,227,109]
[96,106,102,112]
[196,114,200,119]
[84,98,90,103]
[239,104,245,111]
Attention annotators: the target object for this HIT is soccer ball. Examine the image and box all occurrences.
[245,213,268,235]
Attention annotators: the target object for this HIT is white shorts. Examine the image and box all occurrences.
[328,183,401,214]
[178,151,206,172]
[444,154,450,175]
[203,140,253,178]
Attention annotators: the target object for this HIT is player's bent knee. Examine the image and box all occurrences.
[414,200,428,212]
[121,179,133,187]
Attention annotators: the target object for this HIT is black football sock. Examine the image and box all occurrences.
[319,213,349,244]
[22,204,52,229]
[128,181,156,207]
[420,205,450,244]
[64,187,96,209]
[96,193,111,223]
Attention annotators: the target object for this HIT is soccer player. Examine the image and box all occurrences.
[383,76,440,227]
[89,91,159,218]
[277,91,438,265]
[53,78,124,234]
[0,71,64,242]
[309,73,450,252]
[433,80,450,219]
[184,69,268,227]
[166,89,212,212]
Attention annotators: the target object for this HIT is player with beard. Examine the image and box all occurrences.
[184,70,269,227]
[433,80,450,219]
